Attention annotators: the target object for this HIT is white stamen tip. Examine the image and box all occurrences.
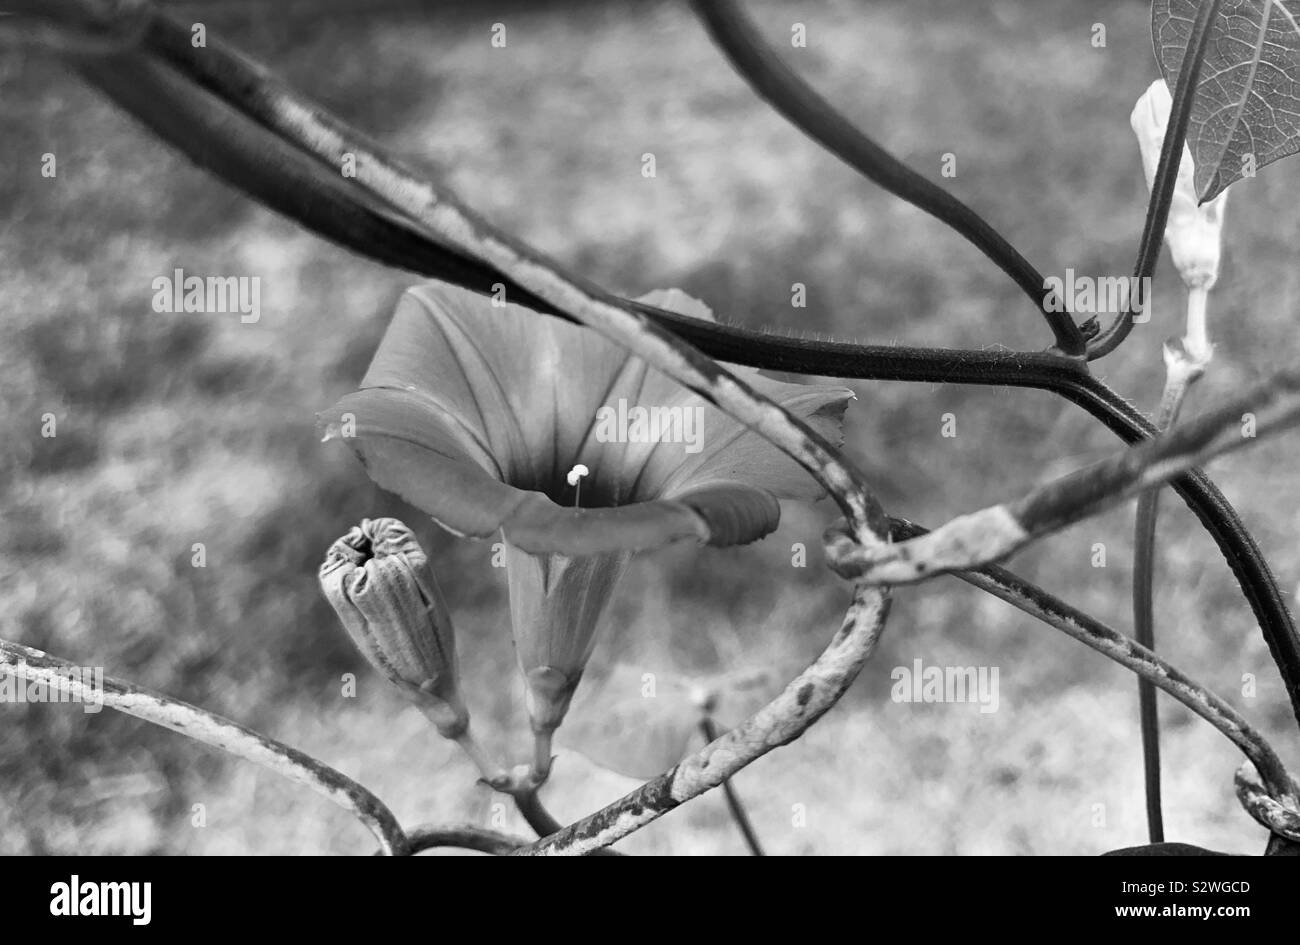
[566,464,590,487]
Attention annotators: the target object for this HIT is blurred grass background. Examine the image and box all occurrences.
[2,0,1299,854]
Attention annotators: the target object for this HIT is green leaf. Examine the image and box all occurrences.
[1153,0,1300,202]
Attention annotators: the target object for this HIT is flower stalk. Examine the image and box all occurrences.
[1127,73,1229,842]
[1132,340,1207,843]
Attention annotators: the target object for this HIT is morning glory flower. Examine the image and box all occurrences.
[319,283,852,767]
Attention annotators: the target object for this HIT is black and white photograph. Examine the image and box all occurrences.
[2,0,1298,898]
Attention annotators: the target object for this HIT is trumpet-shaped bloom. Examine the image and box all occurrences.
[319,283,852,733]
[1131,79,1230,291]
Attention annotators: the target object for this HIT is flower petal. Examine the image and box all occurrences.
[505,552,611,673]
[359,284,634,497]
[623,377,853,505]
[321,283,852,553]
[319,388,714,553]
[674,483,781,547]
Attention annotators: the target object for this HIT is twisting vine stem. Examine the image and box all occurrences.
[98,11,890,542]
[510,790,624,856]
[1134,343,1208,843]
[700,715,766,856]
[518,587,892,855]
[61,1,906,856]
[56,4,1300,733]
[387,824,528,856]
[827,366,1300,587]
[678,0,1297,733]
[885,517,1296,805]
[0,638,410,855]
[690,0,1086,356]
[22,0,1300,853]
[525,515,1298,854]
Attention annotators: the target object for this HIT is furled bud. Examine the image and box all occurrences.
[319,518,468,738]
[1130,79,1229,291]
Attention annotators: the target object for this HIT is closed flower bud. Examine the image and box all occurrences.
[1131,79,1229,291]
[319,518,468,739]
